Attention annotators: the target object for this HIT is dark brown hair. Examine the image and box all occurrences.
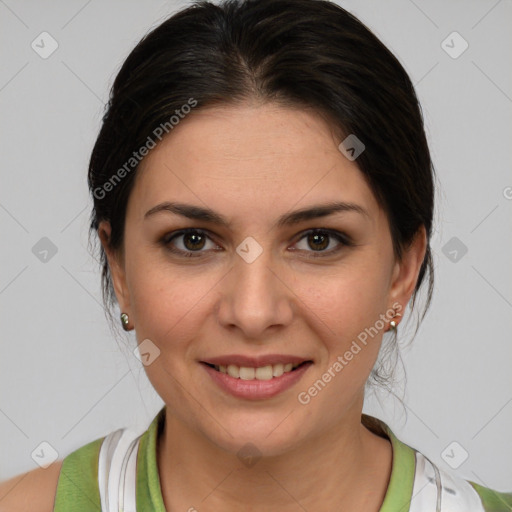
[88,0,435,391]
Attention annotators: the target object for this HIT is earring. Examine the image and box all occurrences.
[389,312,402,332]
[120,312,131,331]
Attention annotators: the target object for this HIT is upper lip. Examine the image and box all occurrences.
[201,354,312,367]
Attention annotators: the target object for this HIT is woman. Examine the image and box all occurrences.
[1,0,510,510]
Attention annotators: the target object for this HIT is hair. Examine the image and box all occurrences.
[87,0,436,394]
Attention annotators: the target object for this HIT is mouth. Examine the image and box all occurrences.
[201,361,311,381]
[200,357,313,400]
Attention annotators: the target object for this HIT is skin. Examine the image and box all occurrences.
[99,102,427,511]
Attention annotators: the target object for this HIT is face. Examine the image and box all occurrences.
[100,102,425,456]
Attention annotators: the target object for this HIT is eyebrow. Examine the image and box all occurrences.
[144,200,369,228]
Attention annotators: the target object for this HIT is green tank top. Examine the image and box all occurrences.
[53,406,512,511]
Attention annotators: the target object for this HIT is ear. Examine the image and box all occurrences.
[388,225,427,311]
[98,220,131,314]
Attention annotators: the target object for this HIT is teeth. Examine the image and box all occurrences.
[255,365,273,380]
[215,362,301,380]
[272,363,284,377]
[227,364,239,378]
[239,367,255,380]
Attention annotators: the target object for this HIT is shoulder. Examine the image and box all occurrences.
[0,435,105,512]
[52,436,105,511]
[413,449,512,511]
[0,460,64,512]
[466,480,512,512]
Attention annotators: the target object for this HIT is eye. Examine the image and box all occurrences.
[161,228,353,259]
[161,229,220,258]
[292,229,353,258]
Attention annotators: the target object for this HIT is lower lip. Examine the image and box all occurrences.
[202,362,312,400]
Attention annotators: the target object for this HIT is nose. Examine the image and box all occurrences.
[215,242,294,341]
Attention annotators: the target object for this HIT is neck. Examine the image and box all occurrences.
[156,403,392,511]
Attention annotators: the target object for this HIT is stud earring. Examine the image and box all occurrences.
[120,312,131,331]
[389,312,402,332]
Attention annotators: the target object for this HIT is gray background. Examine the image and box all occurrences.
[1,0,511,493]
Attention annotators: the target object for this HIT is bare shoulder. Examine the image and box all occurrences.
[0,460,64,512]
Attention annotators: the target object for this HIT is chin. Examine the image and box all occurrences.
[197,412,307,459]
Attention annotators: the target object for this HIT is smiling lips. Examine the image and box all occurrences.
[201,354,312,386]
[201,356,313,399]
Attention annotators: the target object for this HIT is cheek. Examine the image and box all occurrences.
[125,248,208,350]
[298,261,391,340]
[125,255,213,409]
[293,263,391,399]
[293,275,388,414]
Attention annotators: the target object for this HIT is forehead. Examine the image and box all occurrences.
[128,103,381,227]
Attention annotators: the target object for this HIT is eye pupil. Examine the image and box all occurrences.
[184,232,205,250]
[308,232,329,251]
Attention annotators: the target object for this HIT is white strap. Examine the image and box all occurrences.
[410,451,486,511]
[98,428,142,512]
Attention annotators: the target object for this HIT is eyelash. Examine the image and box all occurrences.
[160,228,354,259]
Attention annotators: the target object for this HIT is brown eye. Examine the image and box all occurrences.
[161,227,353,259]
[293,229,352,258]
[162,229,218,257]
[182,231,206,251]
[307,231,329,251]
